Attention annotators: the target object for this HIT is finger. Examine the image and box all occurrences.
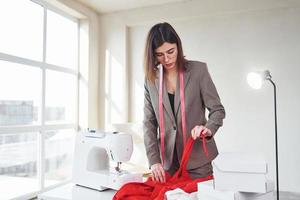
[156,172,162,182]
[207,129,212,137]
[153,170,159,182]
[204,128,213,137]
[195,127,202,138]
[195,126,202,138]
[151,171,155,180]
[156,168,163,182]
[195,129,200,138]
[156,164,165,182]
[161,168,166,183]
[151,170,155,180]
[191,128,196,140]
[202,128,208,136]
[199,125,205,133]
[196,126,201,135]
[158,168,165,183]
[152,168,157,180]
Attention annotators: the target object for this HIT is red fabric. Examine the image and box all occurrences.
[113,138,213,200]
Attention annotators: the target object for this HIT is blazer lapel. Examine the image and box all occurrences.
[174,67,191,118]
[154,71,176,124]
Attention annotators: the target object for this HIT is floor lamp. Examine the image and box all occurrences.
[247,70,279,200]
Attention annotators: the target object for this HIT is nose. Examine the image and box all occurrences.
[163,54,169,63]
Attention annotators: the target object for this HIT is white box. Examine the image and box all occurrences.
[213,153,274,193]
[197,180,274,200]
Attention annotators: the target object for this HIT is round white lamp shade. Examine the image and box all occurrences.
[247,72,263,89]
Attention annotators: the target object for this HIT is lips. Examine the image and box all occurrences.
[165,63,173,68]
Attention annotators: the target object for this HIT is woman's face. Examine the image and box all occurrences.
[155,42,178,70]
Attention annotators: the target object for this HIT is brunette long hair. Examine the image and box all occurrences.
[144,22,186,82]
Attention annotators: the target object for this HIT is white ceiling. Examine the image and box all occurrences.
[75,0,189,14]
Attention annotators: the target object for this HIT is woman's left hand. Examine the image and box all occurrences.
[191,125,212,140]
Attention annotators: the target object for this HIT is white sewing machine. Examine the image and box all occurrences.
[72,129,143,191]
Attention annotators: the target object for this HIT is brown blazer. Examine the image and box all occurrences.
[143,60,225,170]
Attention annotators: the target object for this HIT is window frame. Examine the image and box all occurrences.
[0,0,81,198]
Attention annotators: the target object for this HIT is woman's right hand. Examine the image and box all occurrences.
[150,163,166,183]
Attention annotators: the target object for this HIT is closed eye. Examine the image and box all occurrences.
[167,48,175,53]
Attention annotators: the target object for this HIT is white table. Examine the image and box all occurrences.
[38,182,202,200]
[38,183,116,200]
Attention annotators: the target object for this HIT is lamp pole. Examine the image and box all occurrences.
[267,77,279,200]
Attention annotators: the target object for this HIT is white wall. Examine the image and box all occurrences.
[99,0,300,192]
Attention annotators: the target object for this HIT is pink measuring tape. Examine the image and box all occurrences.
[159,65,208,165]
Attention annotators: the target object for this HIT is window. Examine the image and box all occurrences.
[0,1,80,199]
[45,69,77,124]
[0,0,44,61]
[46,9,78,69]
[0,132,38,199]
[44,129,75,187]
[0,61,42,126]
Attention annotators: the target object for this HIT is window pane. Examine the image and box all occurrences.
[0,61,41,126]
[44,129,75,187]
[0,0,43,61]
[0,132,38,199]
[45,70,76,124]
[46,10,78,69]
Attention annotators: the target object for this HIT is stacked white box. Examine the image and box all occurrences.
[212,153,274,193]
[197,180,274,200]
[195,152,275,200]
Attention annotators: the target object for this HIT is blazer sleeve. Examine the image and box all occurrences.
[200,64,226,136]
[143,80,161,167]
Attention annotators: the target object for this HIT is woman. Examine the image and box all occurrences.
[143,22,225,183]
